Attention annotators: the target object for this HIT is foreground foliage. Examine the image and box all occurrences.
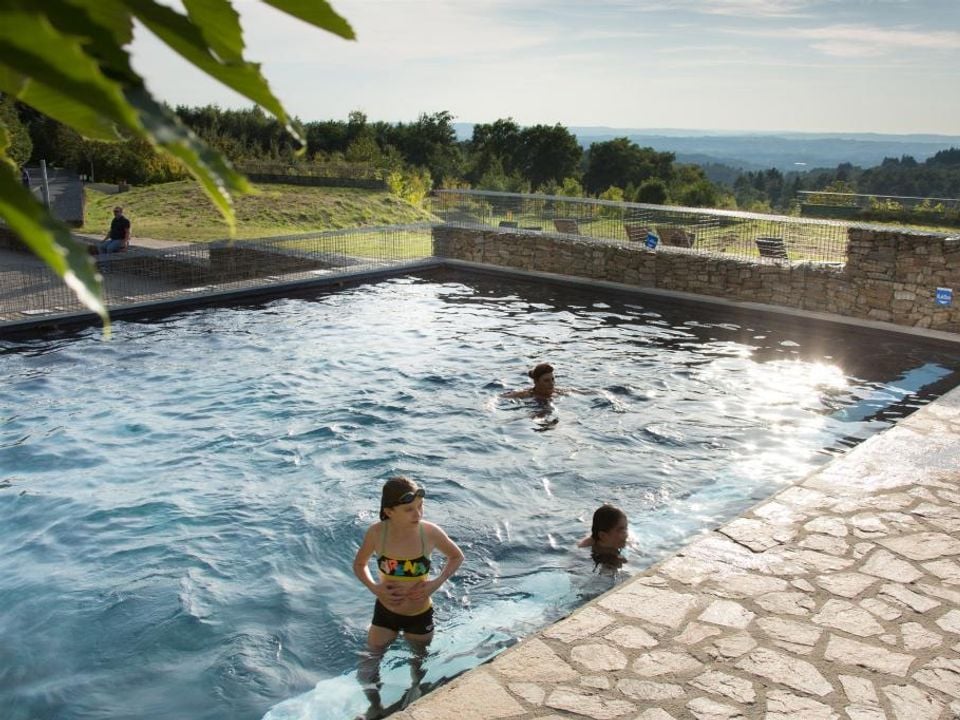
[0,0,353,325]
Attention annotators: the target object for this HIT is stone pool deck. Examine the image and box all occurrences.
[399,385,960,720]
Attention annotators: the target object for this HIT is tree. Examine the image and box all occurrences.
[468,118,523,183]
[0,1,354,327]
[518,124,582,191]
[635,178,668,205]
[929,148,960,166]
[402,111,464,185]
[0,96,31,165]
[583,138,674,196]
[669,165,722,208]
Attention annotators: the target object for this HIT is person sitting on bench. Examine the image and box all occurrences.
[96,206,131,254]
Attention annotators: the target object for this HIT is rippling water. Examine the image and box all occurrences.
[2,270,959,720]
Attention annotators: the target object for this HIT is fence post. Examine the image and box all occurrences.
[40,159,51,209]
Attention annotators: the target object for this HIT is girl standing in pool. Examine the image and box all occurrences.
[353,476,464,718]
[578,504,629,571]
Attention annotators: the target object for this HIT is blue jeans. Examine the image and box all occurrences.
[99,238,125,254]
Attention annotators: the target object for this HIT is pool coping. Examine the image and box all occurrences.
[393,378,960,720]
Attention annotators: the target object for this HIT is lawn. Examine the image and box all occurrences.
[81,181,438,242]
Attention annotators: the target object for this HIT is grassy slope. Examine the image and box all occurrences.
[81,181,437,242]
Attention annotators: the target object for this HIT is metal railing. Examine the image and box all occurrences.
[432,189,857,265]
[0,224,434,325]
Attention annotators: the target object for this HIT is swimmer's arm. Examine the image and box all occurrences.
[416,523,464,598]
[352,524,404,604]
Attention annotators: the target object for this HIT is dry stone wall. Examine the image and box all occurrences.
[433,225,960,333]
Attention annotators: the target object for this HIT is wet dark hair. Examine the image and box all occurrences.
[591,504,626,541]
[528,363,554,381]
[590,503,627,571]
[379,476,419,521]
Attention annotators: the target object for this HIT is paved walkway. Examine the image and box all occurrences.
[399,385,960,720]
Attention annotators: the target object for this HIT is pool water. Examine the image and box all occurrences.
[2,269,959,720]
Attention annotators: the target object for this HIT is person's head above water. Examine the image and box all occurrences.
[591,504,628,550]
[379,476,425,521]
[528,363,555,396]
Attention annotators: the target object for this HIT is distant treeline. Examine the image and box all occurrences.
[4,100,725,208]
[6,95,959,218]
[730,150,960,219]
[174,107,725,208]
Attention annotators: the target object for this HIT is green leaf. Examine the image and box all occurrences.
[0,9,138,139]
[0,134,108,328]
[262,0,356,40]
[183,0,245,63]
[121,0,298,142]
[126,85,253,233]
[61,0,135,47]
[47,0,138,81]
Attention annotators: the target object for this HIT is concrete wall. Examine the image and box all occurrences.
[433,225,960,332]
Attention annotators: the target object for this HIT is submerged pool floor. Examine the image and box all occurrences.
[2,269,959,720]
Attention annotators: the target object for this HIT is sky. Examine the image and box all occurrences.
[129,0,960,135]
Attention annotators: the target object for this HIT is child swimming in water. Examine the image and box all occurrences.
[353,477,464,718]
[503,362,561,400]
[578,504,628,571]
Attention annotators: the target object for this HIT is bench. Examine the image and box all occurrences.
[756,237,789,260]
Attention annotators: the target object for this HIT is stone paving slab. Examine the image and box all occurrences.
[399,385,960,720]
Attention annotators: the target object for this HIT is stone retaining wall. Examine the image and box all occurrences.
[433,225,960,332]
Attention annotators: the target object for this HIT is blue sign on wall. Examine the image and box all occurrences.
[645,232,658,249]
[936,287,953,306]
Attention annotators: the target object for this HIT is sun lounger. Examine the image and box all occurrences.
[624,223,652,243]
[656,226,695,248]
[498,220,518,228]
[553,218,580,235]
[756,236,788,260]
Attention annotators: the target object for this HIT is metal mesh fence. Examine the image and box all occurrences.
[431,189,856,265]
[0,224,434,325]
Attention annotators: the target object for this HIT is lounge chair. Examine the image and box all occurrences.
[656,226,695,248]
[553,218,580,235]
[756,237,788,260]
[624,223,652,243]
[498,220,518,228]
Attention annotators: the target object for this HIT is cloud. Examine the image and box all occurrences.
[690,0,816,17]
[582,0,816,16]
[720,20,960,59]
[798,24,960,56]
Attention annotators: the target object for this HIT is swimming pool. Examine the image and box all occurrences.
[3,268,959,720]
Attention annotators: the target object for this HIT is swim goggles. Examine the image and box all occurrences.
[392,487,425,506]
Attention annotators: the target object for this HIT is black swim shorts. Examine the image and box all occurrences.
[372,601,434,635]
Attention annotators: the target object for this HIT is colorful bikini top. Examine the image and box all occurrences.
[377,522,431,580]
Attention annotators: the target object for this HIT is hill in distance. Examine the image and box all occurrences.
[453,123,960,172]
